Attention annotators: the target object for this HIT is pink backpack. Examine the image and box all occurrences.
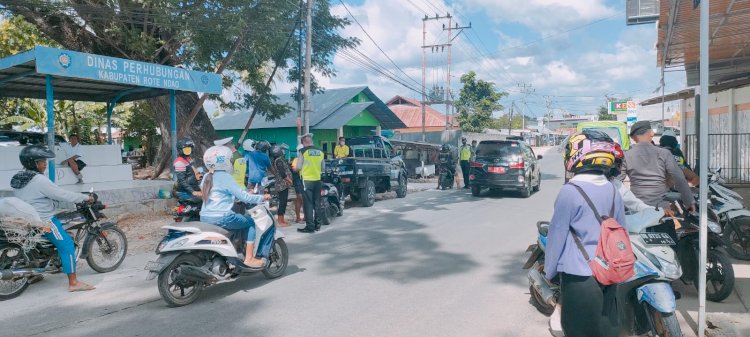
[569,184,635,285]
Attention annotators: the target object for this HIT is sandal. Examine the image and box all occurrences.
[69,282,96,292]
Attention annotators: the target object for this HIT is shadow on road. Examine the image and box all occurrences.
[291,198,479,284]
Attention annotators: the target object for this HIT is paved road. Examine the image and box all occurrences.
[5,149,744,336]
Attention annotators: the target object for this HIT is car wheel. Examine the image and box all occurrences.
[471,185,481,197]
[520,180,532,198]
[396,174,407,198]
[360,180,376,207]
[532,172,541,192]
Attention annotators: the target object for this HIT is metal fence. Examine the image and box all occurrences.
[684,133,750,185]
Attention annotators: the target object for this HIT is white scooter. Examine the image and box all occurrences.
[707,168,750,260]
[146,198,288,307]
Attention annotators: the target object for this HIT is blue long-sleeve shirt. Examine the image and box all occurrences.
[199,171,264,223]
[245,151,271,184]
[544,174,627,280]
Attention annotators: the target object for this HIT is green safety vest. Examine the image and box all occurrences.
[301,147,324,181]
[460,145,472,161]
[232,157,247,186]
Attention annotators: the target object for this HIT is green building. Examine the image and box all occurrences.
[211,86,405,156]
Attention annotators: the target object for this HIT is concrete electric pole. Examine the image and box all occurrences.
[302,0,314,135]
[517,83,534,130]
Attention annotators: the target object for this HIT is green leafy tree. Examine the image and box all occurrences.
[123,102,159,165]
[455,71,507,133]
[598,105,617,121]
[0,2,356,175]
[492,114,525,130]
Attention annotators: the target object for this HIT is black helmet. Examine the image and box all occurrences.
[19,145,55,171]
[441,144,450,152]
[269,145,285,158]
[256,140,271,152]
[177,138,195,150]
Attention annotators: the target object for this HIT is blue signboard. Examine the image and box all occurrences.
[33,46,222,94]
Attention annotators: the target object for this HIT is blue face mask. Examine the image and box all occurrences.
[676,144,681,150]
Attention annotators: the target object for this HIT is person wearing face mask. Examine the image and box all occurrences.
[333,137,350,159]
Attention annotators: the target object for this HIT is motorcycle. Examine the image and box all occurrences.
[671,202,736,302]
[146,196,288,307]
[524,209,683,336]
[320,166,344,226]
[0,193,128,300]
[173,197,201,222]
[437,159,454,190]
[706,168,750,260]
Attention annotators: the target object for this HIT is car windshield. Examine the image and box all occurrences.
[475,142,521,157]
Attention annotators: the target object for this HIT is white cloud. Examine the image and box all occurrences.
[462,0,615,33]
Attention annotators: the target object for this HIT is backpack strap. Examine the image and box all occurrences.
[609,184,616,218]
[568,183,603,223]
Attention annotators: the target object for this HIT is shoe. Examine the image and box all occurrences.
[297,227,315,233]
[314,223,321,231]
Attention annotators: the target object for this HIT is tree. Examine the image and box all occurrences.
[0,1,356,176]
[598,105,617,121]
[492,114,524,130]
[454,71,507,133]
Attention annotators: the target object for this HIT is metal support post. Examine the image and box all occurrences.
[698,0,710,336]
[106,102,114,144]
[45,75,55,182]
[421,17,427,142]
[170,90,178,181]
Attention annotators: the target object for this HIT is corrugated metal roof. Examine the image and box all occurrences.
[212,86,406,130]
[386,95,455,128]
[316,102,373,129]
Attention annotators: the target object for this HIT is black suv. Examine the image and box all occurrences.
[469,140,542,198]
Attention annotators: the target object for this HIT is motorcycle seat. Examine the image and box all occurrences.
[167,221,231,237]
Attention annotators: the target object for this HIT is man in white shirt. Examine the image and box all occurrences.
[61,134,86,184]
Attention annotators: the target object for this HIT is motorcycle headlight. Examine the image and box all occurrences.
[656,256,682,280]
[708,220,722,234]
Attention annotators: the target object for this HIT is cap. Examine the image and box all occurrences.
[214,137,234,146]
[661,129,676,138]
[629,121,652,137]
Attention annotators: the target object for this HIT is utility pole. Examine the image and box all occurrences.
[508,101,514,135]
[302,0,314,135]
[297,0,304,140]
[443,17,471,130]
[518,83,534,130]
[421,13,470,134]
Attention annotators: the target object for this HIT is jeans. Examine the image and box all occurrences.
[302,180,322,228]
[211,213,274,258]
[46,217,76,274]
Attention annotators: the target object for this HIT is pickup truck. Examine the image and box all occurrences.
[326,136,408,207]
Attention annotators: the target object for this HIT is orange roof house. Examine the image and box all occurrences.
[386,96,457,133]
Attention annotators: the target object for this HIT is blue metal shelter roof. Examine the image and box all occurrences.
[0,46,222,102]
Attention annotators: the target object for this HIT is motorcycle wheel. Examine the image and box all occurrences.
[647,307,681,337]
[263,238,289,279]
[0,245,30,301]
[723,217,750,260]
[157,254,204,307]
[700,248,735,302]
[319,200,331,226]
[86,226,128,273]
[529,285,555,316]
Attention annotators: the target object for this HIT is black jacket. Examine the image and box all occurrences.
[176,162,201,194]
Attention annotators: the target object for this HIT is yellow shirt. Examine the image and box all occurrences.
[460,145,472,161]
[301,148,324,181]
[232,157,247,186]
[334,144,350,158]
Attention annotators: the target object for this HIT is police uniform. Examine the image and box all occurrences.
[299,146,325,231]
[459,144,472,188]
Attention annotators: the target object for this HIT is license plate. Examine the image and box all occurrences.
[488,167,506,174]
[639,233,676,246]
[144,261,164,272]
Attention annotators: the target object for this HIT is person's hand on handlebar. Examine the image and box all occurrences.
[663,207,676,218]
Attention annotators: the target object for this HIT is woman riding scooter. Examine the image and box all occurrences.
[199,146,273,269]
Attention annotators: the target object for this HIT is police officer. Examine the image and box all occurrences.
[620,120,695,211]
[296,134,325,233]
[459,137,472,189]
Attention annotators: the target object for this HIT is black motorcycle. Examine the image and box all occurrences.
[173,197,202,222]
[320,167,344,226]
[673,212,735,302]
[437,162,454,190]
[0,193,128,300]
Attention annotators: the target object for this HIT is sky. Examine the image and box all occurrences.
[310,0,684,119]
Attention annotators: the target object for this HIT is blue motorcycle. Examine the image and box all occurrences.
[524,215,683,336]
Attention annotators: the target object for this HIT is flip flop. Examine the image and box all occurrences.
[68,282,95,292]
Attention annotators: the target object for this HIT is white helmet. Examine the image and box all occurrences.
[242,139,256,151]
[203,146,233,172]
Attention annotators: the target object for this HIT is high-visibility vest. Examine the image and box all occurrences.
[300,147,324,181]
[232,157,247,186]
[460,145,472,161]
